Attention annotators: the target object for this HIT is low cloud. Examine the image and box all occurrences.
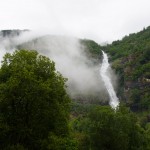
[0,31,118,103]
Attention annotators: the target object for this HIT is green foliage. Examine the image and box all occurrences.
[0,50,71,149]
[0,30,150,149]
[103,26,150,111]
[130,88,141,103]
[4,144,27,150]
[80,39,102,61]
[47,132,78,150]
[70,103,94,150]
[88,106,149,150]
[71,105,150,150]
[48,27,150,149]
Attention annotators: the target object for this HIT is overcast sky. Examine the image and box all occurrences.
[0,0,150,43]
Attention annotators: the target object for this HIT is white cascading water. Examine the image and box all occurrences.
[100,50,119,109]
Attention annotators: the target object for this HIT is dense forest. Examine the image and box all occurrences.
[0,27,150,149]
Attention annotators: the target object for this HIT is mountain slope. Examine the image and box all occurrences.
[103,26,150,111]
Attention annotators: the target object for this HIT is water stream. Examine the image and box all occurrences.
[100,51,119,109]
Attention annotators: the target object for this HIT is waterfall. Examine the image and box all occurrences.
[100,50,119,109]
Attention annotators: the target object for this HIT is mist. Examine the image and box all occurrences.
[0,30,118,103]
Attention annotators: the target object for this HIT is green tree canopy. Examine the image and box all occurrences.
[0,50,71,149]
[88,106,149,150]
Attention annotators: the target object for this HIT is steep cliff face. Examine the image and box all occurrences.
[103,26,150,111]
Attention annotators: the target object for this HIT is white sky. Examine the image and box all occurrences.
[0,0,150,43]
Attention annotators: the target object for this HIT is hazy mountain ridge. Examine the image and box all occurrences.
[0,29,29,38]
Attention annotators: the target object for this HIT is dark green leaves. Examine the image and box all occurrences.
[0,50,71,149]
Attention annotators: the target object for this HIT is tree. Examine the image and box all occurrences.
[0,50,71,149]
[87,106,149,150]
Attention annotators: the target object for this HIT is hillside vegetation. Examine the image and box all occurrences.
[103,26,150,112]
[70,29,150,149]
[0,29,150,149]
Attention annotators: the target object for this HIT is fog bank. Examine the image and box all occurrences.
[0,30,118,102]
